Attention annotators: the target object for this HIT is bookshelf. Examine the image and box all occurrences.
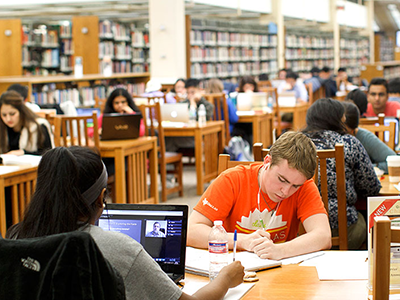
[131,25,150,73]
[375,33,394,62]
[187,18,277,82]
[360,61,400,82]
[339,35,369,78]
[284,30,334,73]
[0,72,149,107]
[60,23,74,73]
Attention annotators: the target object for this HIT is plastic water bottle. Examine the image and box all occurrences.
[198,104,207,126]
[208,220,229,281]
[189,104,197,124]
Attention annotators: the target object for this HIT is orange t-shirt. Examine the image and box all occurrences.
[194,163,327,243]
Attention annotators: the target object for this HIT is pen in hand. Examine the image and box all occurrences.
[233,229,237,262]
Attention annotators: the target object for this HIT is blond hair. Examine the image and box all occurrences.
[269,131,316,179]
[205,78,224,94]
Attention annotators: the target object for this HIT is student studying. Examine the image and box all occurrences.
[188,131,332,260]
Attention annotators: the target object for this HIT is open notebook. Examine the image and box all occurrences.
[185,247,281,276]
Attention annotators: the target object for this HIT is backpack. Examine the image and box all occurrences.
[226,136,253,161]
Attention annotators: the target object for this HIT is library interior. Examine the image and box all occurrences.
[1,0,400,299]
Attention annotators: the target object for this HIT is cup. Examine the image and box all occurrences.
[387,155,400,183]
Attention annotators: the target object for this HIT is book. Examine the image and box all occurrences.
[0,154,41,166]
[185,247,281,277]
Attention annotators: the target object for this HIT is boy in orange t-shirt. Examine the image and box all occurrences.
[188,131,332,260]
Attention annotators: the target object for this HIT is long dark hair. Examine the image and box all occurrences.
[103,88,140,114]
[303,98,347,135]
[0,91,44,153]
[238,76,259,92]
[7,146,104,239]
[345,89,367,116]
[342,101,360,131]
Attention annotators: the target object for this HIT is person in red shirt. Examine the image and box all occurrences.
[188,131,332,260]
[365,77,400,117]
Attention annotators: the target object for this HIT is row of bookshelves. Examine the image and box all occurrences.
[190,61,278,79]
[285,60,334,73]
[383,66,400,79]
[98,42,149,61]
[190,30,277,48]
[285,35,334,49]
[285,48,334,61]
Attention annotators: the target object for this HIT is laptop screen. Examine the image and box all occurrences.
[97,203,188,280]
[384,117,399,146]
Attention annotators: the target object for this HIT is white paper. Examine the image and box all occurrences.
[0,166,20,175]
[1,154,41,166]
[280,251,325,265]
[300,250,368,280]
[182,282,255,300]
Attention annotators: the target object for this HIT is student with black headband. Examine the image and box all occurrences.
[6,146,244,300]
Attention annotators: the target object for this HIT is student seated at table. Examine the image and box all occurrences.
[6,146,244,300]
[277,70,308,103]
[0,91,54,156]
[205,78,238,134]
[365,78,400,117]
[89,88,145,138]
[166,78,187,103]
[302,98,381,249]
[342,101,395,174]
[165,78,214,152]
[7,84,40,113]
[188,131,332,260]
[345,89,368,117]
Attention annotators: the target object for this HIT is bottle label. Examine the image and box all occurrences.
[208,242,228,254]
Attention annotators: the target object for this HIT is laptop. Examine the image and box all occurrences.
[97,203,188,283]
[236,92,268,111]
[161,103,190,124]
[101,113,141,141]
[384,117,399,146]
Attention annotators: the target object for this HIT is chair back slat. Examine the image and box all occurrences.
[204,93,230,145]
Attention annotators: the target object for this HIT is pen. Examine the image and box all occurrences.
[233,229,237,262]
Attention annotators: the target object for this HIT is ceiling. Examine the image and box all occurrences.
[374,0,400,35]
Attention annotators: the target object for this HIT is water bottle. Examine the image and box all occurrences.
[189,104,197,124]
[198,104,207,126]
[208,220,229,281]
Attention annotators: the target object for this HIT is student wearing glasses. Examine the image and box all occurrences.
[188,131,332,260]
[365,77,400,117]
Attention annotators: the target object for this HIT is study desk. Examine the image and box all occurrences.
[185,264,368,300]
[279,102,309,131]
[99,136,158,204]
[0,165,38,237]
[379,176,400,196]
[237,111,274,147]
[163,121,225,195]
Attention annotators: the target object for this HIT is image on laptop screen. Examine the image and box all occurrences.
[97,203,188,282]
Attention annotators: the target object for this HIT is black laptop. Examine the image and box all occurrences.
[101,113,141,141]
[97,204,188,283]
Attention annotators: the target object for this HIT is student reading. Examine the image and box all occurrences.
[0,91,54,155]
[188,131,332,260]
[6,146,244,300]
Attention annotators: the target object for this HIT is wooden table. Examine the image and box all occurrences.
[279,102,309,131]
[163,121,225,195]
[185,264,368,300]
[379,176,400,196]
[237,111,274,147]
[100,136,158,204]
[0,165,38,237]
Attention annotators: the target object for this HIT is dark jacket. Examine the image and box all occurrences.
[0,231,126,300]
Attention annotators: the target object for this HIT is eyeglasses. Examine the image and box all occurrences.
[369,92,387,97]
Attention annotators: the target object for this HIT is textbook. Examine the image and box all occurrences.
[0,154,41,167]
[185,247,281,276]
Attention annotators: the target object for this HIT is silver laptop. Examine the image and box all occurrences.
[101,113,141,140]
[161,104,189,123]
[236,92,268,111]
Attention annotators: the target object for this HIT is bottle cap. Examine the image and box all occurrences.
[214,220,223,226]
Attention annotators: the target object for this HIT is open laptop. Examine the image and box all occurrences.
[161,103,190,124]
[101,113,141,141]
[97,203,188,283]
[236,92,268,111]
[384,117,399,146]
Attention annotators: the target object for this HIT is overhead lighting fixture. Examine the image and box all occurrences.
[388,4,400,30]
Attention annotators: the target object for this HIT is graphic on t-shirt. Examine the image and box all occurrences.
[236,208,287,232]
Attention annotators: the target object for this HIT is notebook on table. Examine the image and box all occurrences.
[97,203,189,283]
[161,103,190,125]
[101,113,141,141]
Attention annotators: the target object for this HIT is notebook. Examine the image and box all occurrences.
[97,203,188,283]
[236,92,267,111]
[161,103,190,123]
[101,113,141,141]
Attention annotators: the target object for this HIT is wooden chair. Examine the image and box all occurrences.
[53,111,100,149]
[305,83,313,104]
[204,93,230,145]
[372,216,400,300]
[259,87,282,137]
[312,85,326,104]
[359,122,396,150]
[258,80,272,89]
[218,154,254,175]
[94,96,107,112]
[359,113,385,126]
[252,143,348,250]
[139,101,183,202]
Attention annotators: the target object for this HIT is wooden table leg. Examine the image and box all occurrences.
[195,129,204,195]
[114,148,126,204]
[0,179,6,237]
[252,117,259,143]
[149,139,158,203]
